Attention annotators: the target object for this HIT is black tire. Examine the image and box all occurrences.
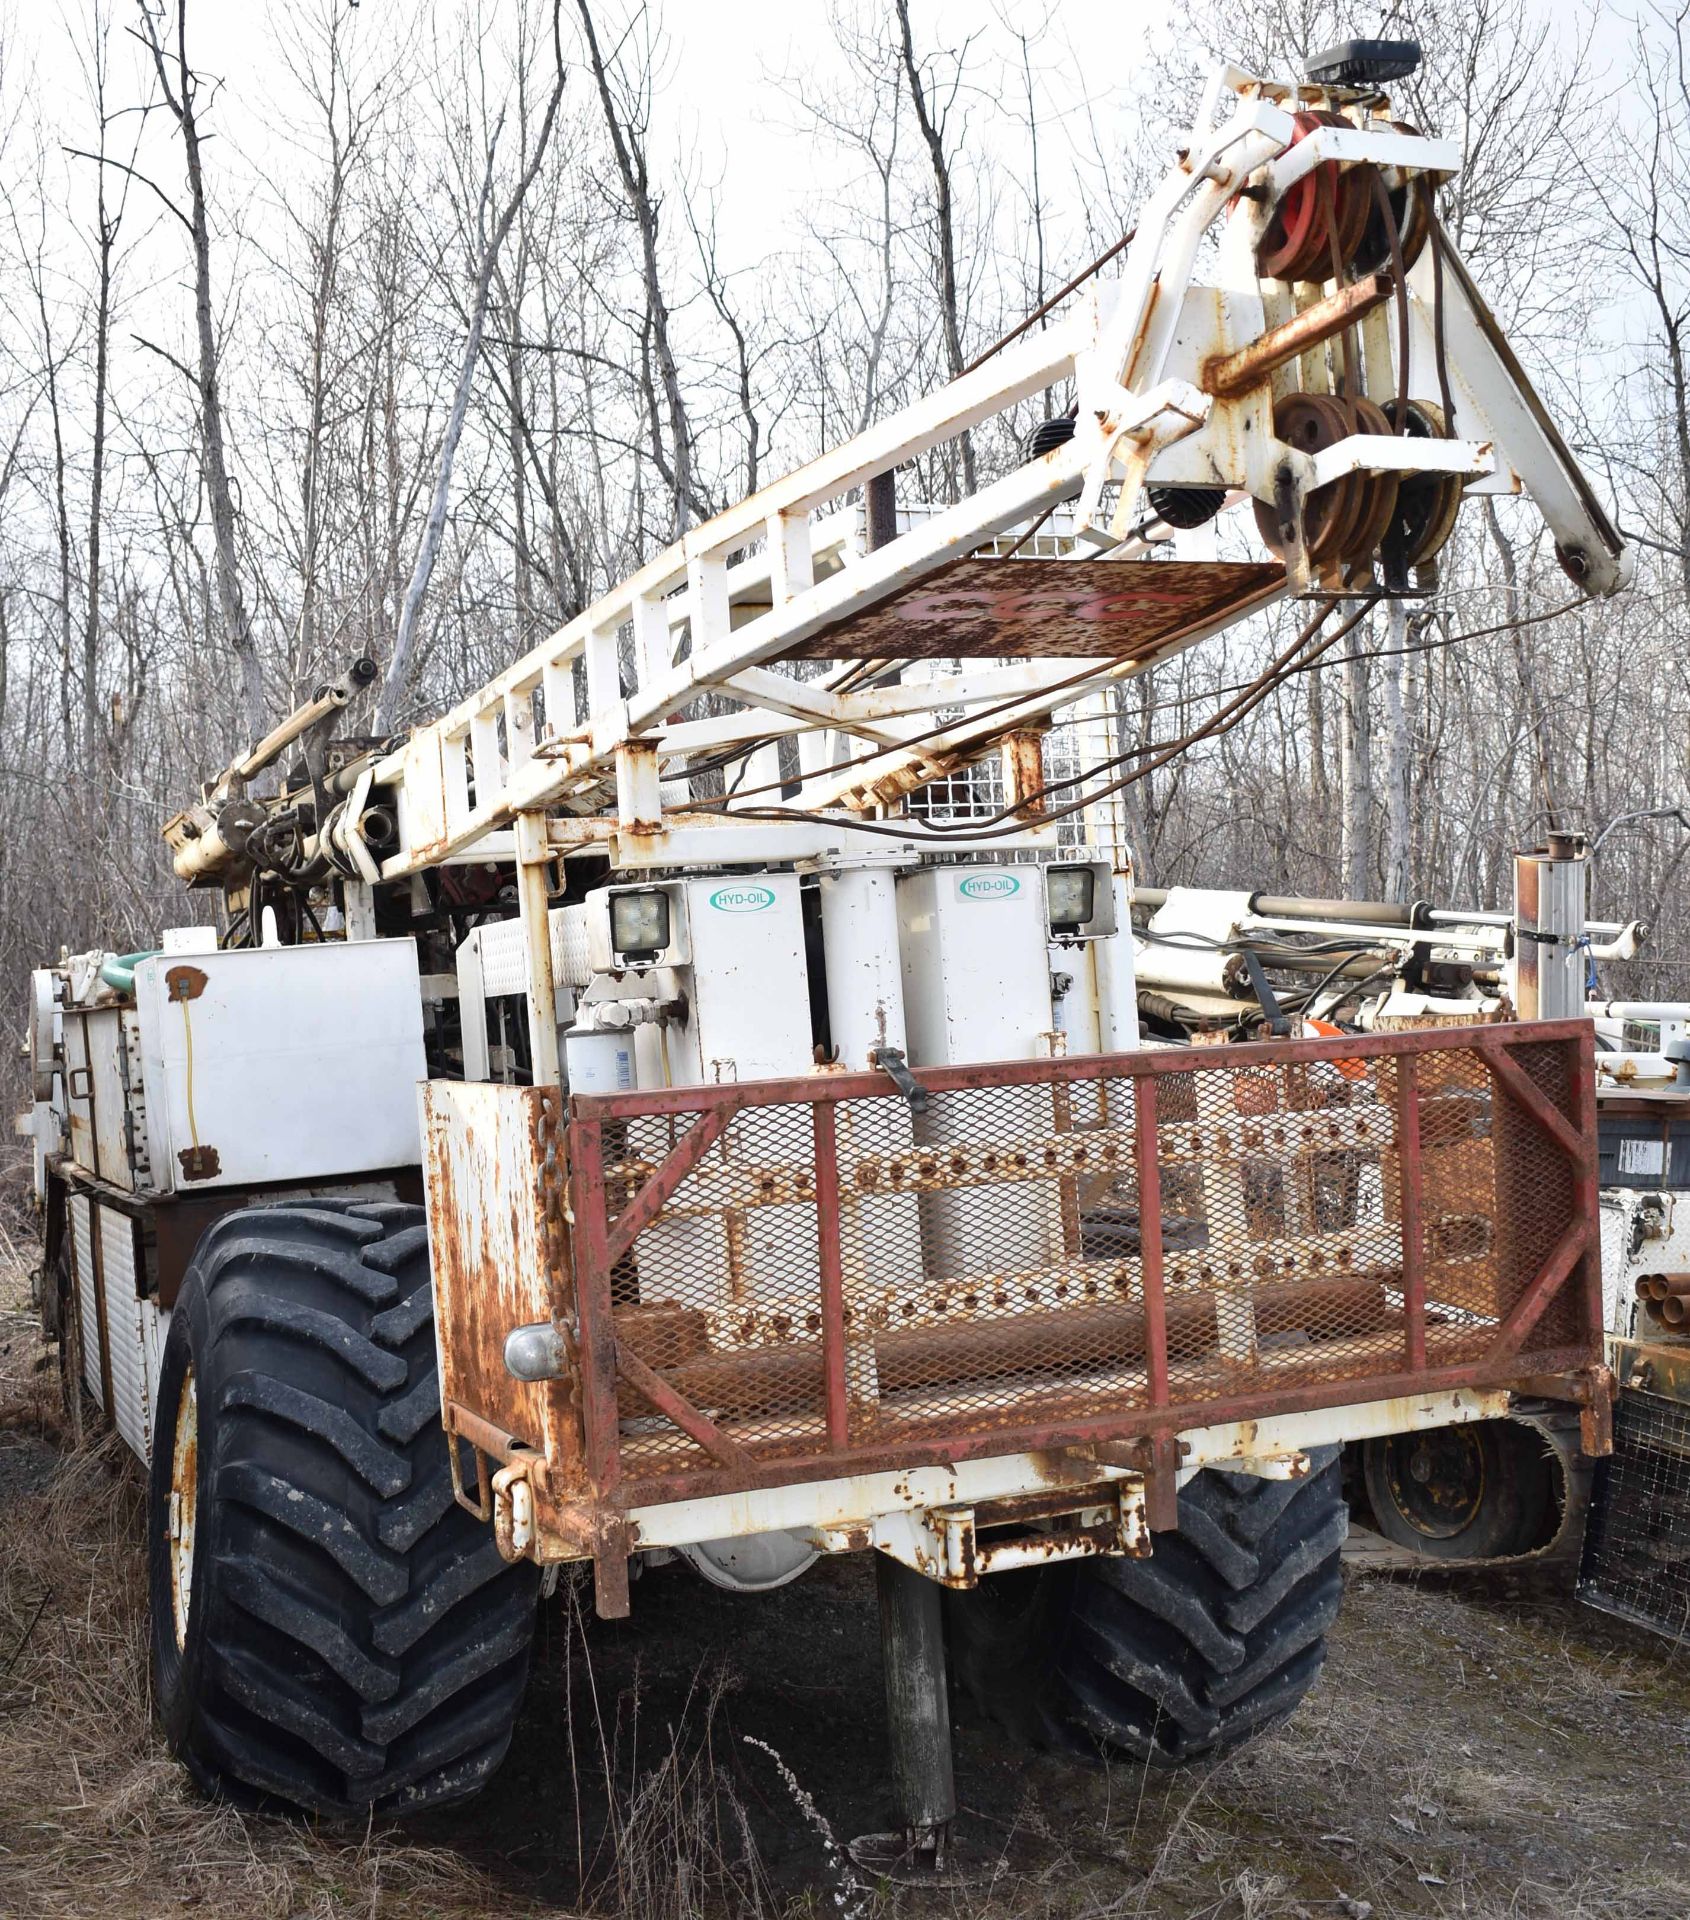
[947,1446,1346,1767]
[146,1200,538,1818]
[1362,1418,1556,1561]
[50,1233,89,1449]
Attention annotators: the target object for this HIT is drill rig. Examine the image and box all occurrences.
[22,43,1629,1858]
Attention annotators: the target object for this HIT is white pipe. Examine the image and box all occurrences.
[1242,915,1502,955]
[1588,923,1646,962]
[1589,1001,1690,1021]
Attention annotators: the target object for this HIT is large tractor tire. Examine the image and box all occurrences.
[947,1446,1346,1766]
[1361,1418,1557,1562]
[147,1201,538,1818]
[46,1225,89,1449]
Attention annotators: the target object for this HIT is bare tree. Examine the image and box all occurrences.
[894,0,975,493]
[574,0,703,537]
[137,0,265,738]
[376,0,567,729]
[68,1,139,768]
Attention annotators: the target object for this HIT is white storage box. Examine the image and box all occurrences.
[133,940,427,1192]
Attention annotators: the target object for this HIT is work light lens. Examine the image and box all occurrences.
[1046,865,1096,931]
[610,889,670,956]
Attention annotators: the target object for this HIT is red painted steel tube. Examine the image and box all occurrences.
[1477,1036,1586,1162]
[1395,1054,1426,1371]
[1133,1075,1170,1408]
[568,1116,624,1499]
[554,1024,1597,1519]
[614,1343,754,1468]
[1489,1217,1589,1356]
[812,1100,850,1448]
[569,1020,1596,1123]
[1569,1024,1604,1347]
[603,1101,740,1271]
[611,1276,1395,1421]
[609,1347,1594,1511]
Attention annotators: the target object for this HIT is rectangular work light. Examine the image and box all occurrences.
[1045,864,1097,936]
[609,888,671,962]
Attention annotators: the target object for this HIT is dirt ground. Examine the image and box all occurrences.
[3,1241,1689,1920]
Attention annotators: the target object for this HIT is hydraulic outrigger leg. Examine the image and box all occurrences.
[850,1555,958,1877]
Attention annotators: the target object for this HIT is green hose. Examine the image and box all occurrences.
[99,950,161,995]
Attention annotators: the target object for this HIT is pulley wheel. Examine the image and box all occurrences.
[1255,393,1403,569]
[1381,397,1462,574]
[1341,395,1401,564]
[1255,392,1358,563]
[1257,112,1339,282]
[1317,112,1375,279]
[1260,112,1378,284]
[1354,122,1433,275]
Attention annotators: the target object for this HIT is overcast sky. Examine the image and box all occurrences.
[10,1,1165,283]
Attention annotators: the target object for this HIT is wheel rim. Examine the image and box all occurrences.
[168,1365,199,1650]
[1380,1426,1486,1539]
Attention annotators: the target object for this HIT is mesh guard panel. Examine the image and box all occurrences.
[567,1026,1600,1504]
[1579,1386,1690,1640]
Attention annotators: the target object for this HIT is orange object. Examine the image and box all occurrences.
[1303,1017,1370,1080]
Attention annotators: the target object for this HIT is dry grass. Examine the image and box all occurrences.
[0,1259,532,1920]
[0,1240,812,1920]
[4,1193,1690,1920]
[918,1569,1690,1920]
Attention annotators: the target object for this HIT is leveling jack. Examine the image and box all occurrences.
[847,1555,963,1883]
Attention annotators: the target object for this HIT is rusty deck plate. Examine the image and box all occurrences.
[778,557,1286,661]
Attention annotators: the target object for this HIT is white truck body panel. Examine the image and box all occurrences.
[670,873,813,1087]
[132,940,427,1192]
[896,865,1054,1069]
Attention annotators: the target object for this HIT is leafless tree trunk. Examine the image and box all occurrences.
[138,0,265,739]
[1380,597,1412,899]
[1306,656,1330,826]
[78,2,130,768]
[894,0,975,494]
[34,280,76,765]
[687,196,762,500]
[376,1,567,729]
[277,0,379,686]
[575,0,701,536]
[1340,639,1372,898]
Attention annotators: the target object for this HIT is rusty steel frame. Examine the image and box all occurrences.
[563,1021,1601,1525]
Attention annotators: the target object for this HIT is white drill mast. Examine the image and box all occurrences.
[162,56,1628,1080]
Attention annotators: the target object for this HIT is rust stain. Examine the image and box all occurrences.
[165,965,208,1003]
[439,1027,1600,1600]
[775,557,1285,661]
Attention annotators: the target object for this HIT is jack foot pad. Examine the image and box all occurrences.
[846,1825,988,1889]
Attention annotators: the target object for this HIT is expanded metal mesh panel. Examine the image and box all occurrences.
[572,1030,1595,1496]
[1578,1387,1690,1640]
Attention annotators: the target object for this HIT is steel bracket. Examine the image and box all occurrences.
[1205,1448,1312,1481]
[816,1480,1151,1588]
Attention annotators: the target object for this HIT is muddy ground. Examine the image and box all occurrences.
[2,1245,1689,1920]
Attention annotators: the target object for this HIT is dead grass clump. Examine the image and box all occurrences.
[0,1249,525,1920]
[550,1575,794,1918]
[0,1431,517,1920]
